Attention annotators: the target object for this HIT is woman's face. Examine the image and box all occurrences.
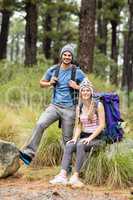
[81,87,92,100]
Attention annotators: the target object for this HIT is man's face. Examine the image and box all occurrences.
[61,51,72,65]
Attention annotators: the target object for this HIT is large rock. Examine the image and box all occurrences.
[0,140,20,178]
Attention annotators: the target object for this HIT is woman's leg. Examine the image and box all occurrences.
[75,139,103,173]
[61,142,76,171]
[49,142,76,185]
[75,141,88,173]
[69,139,104,187]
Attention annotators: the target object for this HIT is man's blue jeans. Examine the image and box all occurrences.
[22,104,76,157]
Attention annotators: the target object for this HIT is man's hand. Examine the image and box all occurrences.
[50,76,58,86]
[68,80,79,90]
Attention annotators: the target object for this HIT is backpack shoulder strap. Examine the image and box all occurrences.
[93,99,101,118]
[54,65,60,78]
[71,64,77,81]
[79,103,83,114]
[70,65,79,105]
[54,64,77,80]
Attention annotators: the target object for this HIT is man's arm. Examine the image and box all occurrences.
[40,80,51,87]
[68,80,80,90]
[40,76,58,88]
[40,66,58,88]
[69,68,86,90]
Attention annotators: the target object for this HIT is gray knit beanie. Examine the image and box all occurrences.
[60,44,74,58]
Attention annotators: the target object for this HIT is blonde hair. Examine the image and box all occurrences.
[78,79,96,122]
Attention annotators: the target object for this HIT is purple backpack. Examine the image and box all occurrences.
[94,93,124,143]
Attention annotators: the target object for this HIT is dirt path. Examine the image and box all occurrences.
[0,174,131,200]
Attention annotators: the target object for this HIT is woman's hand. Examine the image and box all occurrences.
[67,138,77,144]
[80,137,92,144]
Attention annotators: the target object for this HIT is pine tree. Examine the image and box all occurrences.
[24,0,38,66]
[0,0,13,59]
[97,0,108,55]
[78,0,96,73]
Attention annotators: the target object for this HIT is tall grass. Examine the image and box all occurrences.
[82,148,109,185]
[82,139,133,188]
[0,61,52,107]
[32,122,63,168]
[0,106,20,142]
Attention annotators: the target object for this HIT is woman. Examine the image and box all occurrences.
[49,78,105,187]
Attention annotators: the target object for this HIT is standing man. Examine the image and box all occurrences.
[20,44,85,165]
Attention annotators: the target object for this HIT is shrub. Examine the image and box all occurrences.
[0,61,52,107]
[82,139,133,188]
[0,106,19,142]
[32,122,63,167]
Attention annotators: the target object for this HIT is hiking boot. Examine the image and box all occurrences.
[49,175,68,185]
[68,175,84,188]
[19,151,32,166]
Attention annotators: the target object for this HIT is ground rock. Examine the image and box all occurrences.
[0,139,20,178]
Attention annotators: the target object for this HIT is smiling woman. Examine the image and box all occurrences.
[49,78,105,187]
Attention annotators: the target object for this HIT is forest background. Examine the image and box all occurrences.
[0,0,133,189]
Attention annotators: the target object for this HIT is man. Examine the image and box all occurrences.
[19,44,85,165]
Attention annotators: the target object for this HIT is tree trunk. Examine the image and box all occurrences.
[111,20,118,62]
[122,32,128,88]
[78,0,96,73]
[127,0,133,92]
[122,0,133,107]
[97,0,107,55]
[42,0,52,59]
[0,9,12,60]
[110,20,118,85]
[10,36,15,61]
[16,33,20,61]
[24,2,38,66]
[53,7,62,64]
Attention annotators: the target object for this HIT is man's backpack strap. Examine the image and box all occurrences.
[53,65,60,99]
[54,65,60,79]
[71,64,77,81]
[70,65,79,105]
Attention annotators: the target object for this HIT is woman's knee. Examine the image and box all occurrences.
[76,142,85,151]
[65,143,76,153]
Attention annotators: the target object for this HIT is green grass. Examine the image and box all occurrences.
[0,106,20,142]
[32,122,63,167]
[0,61,52,107]
[82,139,133,189]
[0,61,133,189]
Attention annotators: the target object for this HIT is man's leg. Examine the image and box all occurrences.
[61,107,76,145]
[22,105,60,157]
[60,107,76,174]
